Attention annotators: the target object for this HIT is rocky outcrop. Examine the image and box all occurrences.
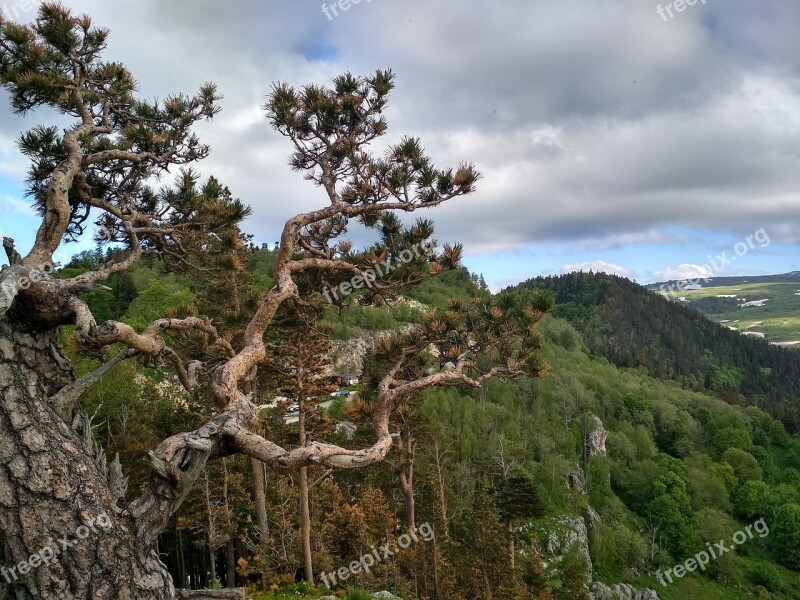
[566,467,586,493]
[334,421,357,439]
[328,325,418,374]
[584,506,601,531]
[545,516,592,581]
[584,414,609,458]
[590,582,660,600]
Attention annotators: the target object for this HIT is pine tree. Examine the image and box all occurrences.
[524,535,553,600]
[0,6,550,596]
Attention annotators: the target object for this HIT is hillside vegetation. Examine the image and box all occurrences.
[60,250,800,599]
[517,272,800,432]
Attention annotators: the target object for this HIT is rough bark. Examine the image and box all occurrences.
[0,317,175,599]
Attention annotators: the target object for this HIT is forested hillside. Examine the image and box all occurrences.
[1,8,797,600]
[515,273,800,431]
[58,251,800,599]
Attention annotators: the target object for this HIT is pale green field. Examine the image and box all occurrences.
[661,281,800,345]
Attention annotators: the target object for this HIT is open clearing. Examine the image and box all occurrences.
[654,276,800,345]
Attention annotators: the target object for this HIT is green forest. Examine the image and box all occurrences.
[58,249,800,600]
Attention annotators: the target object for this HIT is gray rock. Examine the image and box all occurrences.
[584,506,601,531]
[371,592,404,600]
[566,467,586,493]
[590,582,660,600]
[545,515,592,581]
[334,421,357,439]
[584,414,609,458]
[329,325,419,374]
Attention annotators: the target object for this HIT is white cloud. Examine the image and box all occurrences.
[561,260,633,278]
[653,263,714,282]
[1,195,36,217]
[0,0,797,273]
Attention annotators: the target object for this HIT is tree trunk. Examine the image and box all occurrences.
[299,466,313,583]
[177,529,186,589]
[226,538,236,588]
[431,439,448,539]
[400,469,416,532]
[0,317,175,599]
[204,470,218,587]
[506,518,515,570]
[398,433,416,531]
[250,457,270,541]
[208,546,217,588]
[298,406,313,583]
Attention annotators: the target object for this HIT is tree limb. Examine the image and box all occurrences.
[50,348,138,420]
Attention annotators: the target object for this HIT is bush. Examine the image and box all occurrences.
[750,562,782,592]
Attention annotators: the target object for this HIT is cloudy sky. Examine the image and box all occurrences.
[1,0,798,289]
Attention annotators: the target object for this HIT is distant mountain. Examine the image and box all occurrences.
[513,272,800,431]
[646,271,800,290]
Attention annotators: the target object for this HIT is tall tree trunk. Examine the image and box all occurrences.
[226,538,236,588]
[299,467,313,583]
[250,458,270,541]
[400,469,416,532]
[431,439,448,539]
[208,547,217,588]
[506,518,515,570]
[398,433,416,531]
[177,529,186,589]
[204,471,218,586]
[0,317,175,599]
[298,405,313,583]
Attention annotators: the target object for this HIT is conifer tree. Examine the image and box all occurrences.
[0,6,549,597]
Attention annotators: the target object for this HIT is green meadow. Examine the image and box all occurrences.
[658,277,800,345]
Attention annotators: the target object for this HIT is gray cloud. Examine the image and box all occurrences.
[1,0,798,259]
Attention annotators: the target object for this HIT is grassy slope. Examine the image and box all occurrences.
[670,281,800,344]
